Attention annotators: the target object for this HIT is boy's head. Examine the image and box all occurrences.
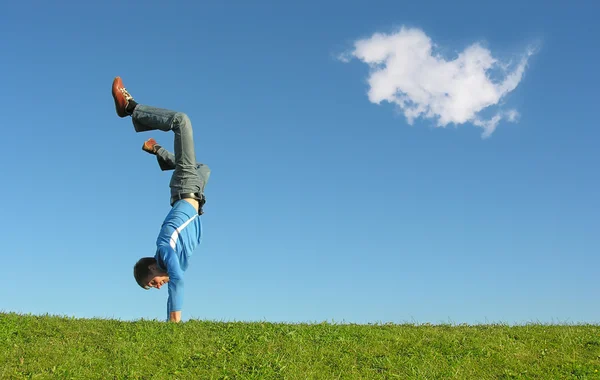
[133,257,169,290]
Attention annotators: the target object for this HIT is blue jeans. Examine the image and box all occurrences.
[131,105,210,198]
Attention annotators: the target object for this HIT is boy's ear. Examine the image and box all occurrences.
[148,263,159,274]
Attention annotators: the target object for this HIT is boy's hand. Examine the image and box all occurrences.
[169,311,182,323]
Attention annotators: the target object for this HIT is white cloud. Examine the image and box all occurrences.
[341,27,535,138]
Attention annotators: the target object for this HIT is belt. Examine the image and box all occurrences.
[170,192,206,214]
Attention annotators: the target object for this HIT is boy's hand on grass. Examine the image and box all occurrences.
[169,311,181,323]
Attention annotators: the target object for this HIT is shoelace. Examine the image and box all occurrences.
[119,87,133,101]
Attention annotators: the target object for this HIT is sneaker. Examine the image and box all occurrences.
[112,76,134,118]
[142,138,160,155]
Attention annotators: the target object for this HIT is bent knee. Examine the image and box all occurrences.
[173,112,191,127]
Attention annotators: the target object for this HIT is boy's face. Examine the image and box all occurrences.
[148,275,169,289]
[144,263,169,289]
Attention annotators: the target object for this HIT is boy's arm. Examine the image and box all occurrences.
[158,245,185,322]
[167,277,184,322]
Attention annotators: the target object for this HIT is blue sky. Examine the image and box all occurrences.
[1,0,598,324]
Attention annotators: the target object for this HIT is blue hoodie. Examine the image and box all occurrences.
[154,199,202,320]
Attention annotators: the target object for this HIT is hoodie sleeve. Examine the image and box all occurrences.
[156,245,185,319]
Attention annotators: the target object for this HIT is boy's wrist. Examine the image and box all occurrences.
[169,311,181,322]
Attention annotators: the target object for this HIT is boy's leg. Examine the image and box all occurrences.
[155,147,177,171]
[112,77,204,199]
[196,163,211,194]
[143,138,211,193]
[133,105,204,198]
[142,139,210,193]
[143,138,177,171]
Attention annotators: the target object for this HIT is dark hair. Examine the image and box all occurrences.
[133,257,157,289]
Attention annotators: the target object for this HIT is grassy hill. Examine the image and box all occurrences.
[1,312,599,379]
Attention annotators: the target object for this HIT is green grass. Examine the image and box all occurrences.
[1,313,599,379]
